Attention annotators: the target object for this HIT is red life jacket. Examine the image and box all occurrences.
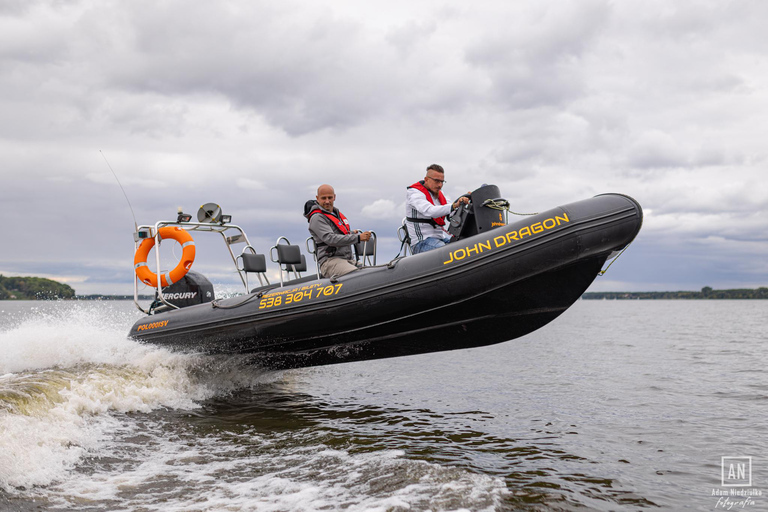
[308,208,352,235]
[408,181,448,226]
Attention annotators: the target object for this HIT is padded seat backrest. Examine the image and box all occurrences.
[276,244,302,265]
[241,253,267,273]
[355,240,375,256]
[284,254,308,273]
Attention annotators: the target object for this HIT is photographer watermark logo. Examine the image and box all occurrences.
[722,457,751,487]
[712,456,761,510]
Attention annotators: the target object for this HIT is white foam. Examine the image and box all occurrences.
[43,439,508,511]
[0,302,153,374]
[0,303,509,508]
[0,302,279,492]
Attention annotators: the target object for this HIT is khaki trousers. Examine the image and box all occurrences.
[320,257,359,278]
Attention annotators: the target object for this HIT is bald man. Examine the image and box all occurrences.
[305,184,372,277]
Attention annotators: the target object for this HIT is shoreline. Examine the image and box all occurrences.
[3,291,767,301]
[582,287,768,300]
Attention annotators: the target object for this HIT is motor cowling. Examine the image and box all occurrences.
[447,184,506,240]
[154,270,214,309]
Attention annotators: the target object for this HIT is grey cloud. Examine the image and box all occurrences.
[85,2,407,136]
[100,96,192,139]
[597,237,766,292]
[625,131,750,171]
[3,0,768,295]
[0,0,49,16]
[464,0,610,110]
[626,131,688,169]
[385,20,438,58]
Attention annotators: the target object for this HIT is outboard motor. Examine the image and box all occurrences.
[153,270,215,311]
[447,184,507,240]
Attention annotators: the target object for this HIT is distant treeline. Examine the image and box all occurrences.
[583,286,768,300]
[0,275,156,300]
[3,274,766,301]
[0,275,75,300]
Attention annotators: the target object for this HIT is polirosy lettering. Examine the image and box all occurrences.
[444,213,570,265]
[136,320,169,331]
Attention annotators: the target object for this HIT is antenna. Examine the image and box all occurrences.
[100,150,138,231]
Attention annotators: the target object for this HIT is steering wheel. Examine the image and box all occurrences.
[448,193,472,228]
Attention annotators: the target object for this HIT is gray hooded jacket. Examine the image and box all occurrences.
[304,202,359,266]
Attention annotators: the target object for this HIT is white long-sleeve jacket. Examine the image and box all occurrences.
[404,184,453,245]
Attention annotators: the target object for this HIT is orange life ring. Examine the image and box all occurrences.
[134,226,196,287]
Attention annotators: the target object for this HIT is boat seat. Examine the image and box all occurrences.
[354,231,377,267]
[275,244,302,266]
[397,220,412,256]
[270,237,305,286]
[304,237,323,278]
[237,248,270,289]
[242,253,267,273]
[284,254,307,273]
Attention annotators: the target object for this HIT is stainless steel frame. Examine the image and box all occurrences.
[132,220,253,314]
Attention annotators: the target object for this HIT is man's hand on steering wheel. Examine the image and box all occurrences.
[453,193,471,209]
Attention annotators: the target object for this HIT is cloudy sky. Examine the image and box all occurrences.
[1,0,766,296]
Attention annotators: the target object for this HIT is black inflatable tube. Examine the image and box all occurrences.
[129,193,642,369]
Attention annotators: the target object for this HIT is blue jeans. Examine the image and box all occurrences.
[412,237,452,254]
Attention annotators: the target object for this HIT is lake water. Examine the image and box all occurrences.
[1,299,766,511]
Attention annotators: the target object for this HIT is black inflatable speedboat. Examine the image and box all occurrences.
[128,186,642,369]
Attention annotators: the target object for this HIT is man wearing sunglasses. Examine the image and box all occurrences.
[405,164,469,254]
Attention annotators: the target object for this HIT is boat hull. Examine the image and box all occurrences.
[129,193,642,369]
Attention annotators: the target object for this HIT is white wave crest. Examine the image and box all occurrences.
[0,301,279,492]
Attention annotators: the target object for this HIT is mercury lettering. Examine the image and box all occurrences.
[162,292,197,300]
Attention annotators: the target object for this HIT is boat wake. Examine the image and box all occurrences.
[0,302,280,492]
[1,303,509,511]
